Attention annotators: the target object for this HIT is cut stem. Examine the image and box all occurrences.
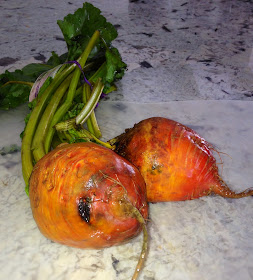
[55,118,76,131]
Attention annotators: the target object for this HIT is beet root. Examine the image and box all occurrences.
[113,117,253,202]
[29,142,149,279]
[29,142,148,248]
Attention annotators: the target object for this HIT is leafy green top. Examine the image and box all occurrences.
[57,2,118,61]
[0,2,126,110]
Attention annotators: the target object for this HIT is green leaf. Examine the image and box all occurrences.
[47,51,68,67]
[63,102,85,120]
[88,48,127,93]
[57,2,118,61]
[21,64,53,80]
[105,48,127,83]
[0,64,54,110]
[0,2,127,111]
[0,83,31,110]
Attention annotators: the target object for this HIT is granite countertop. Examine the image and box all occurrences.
[0,1,253,280]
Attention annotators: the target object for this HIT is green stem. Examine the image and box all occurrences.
[56,130,66,143]
[76,78,104,125]
[21,63,77,186]
[82,84,95,135]
[1,81,34,88]
[55,78,104,131]
[89,62,106,83]
[84,83,102,138]
[32,74,73,162]
[44,30,100,154]
[44,86,82,150]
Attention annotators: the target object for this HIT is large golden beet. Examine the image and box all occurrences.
[29,142,148,249]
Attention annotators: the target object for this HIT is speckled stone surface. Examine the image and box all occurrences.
[0,1,253,280]
[1,0,253,101]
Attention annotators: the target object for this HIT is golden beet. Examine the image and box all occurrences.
[29,142,148,249]
[114,117,253,202]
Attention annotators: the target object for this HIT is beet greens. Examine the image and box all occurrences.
[0,3,127,192]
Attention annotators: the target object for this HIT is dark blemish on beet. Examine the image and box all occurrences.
[140,61,152,68]
[0,57,19,66]
[151,163,163,173]
[78,198,91,223]
[181,2,188,6]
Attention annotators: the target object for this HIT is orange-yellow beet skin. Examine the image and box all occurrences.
[29,142,148,249]
[115,117,220,202]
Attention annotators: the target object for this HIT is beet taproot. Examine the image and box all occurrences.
[29,142,148,279]
[113,117,253,202]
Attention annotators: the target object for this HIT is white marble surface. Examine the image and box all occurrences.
[0,101,253,280]
[1,0,253,279]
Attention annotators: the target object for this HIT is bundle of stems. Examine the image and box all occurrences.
[21,30,114,190]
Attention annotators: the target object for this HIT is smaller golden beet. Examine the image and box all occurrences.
[113,117,253,202]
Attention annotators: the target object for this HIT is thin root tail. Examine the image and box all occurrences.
[212,180,253,198]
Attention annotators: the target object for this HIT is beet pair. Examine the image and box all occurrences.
[29,117,253,280]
